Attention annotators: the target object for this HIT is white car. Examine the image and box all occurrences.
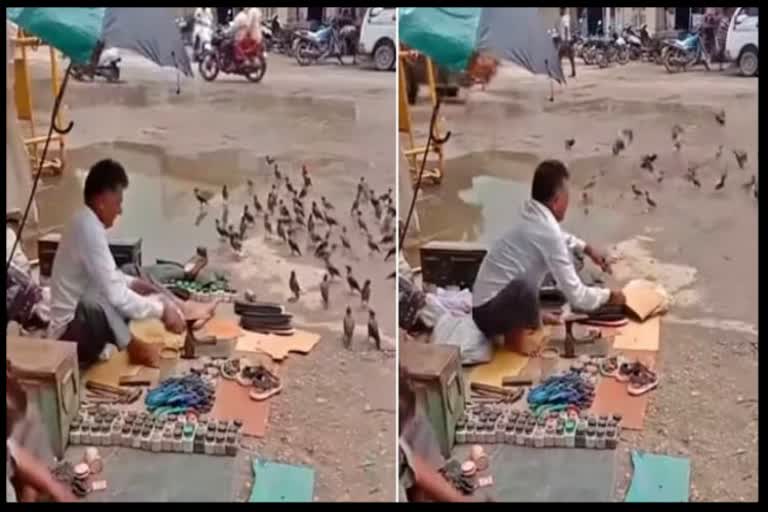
[725,7,758,76]
[357,7,396,71]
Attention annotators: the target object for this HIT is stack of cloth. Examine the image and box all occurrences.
[234,300,294,336]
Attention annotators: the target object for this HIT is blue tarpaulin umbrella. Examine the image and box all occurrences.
[399,7,565,83]
[6,7,192,75]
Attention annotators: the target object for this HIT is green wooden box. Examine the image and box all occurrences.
[7,336,81,458]
[401,342,465,458]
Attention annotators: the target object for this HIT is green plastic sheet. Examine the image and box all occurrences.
[249,459,315,503]
[399,7,481,72]
[626,451,691,502]
[6,7,105,64]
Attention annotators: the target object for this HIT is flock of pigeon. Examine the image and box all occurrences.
[193,156,396,351]
[565,108,755,215]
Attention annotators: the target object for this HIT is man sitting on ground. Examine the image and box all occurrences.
[472,159,625,346]
[48,159,186,368]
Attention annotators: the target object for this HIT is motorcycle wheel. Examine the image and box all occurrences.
[583,49,595,66]
[295,41,314,66]
[597,50,609,68]
[629,47,641,61]
[199,52,220,81]
[664,48,685,73]
[618,48,630,65]
[105,65,120,83]
[70,66,90,82]
[244,55,267,83]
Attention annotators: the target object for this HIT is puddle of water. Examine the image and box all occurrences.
[34,143,257,263]
[457,174,622,244]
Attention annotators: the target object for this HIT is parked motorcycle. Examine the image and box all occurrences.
[664,31,706,73]
[198,28,267,83]
[71,47,121,82]
[622,26,643,61]
[294,18,358,66]
[593,33,629,68]
[192,13,214,62]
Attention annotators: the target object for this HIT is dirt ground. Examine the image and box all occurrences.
[22,53,396,501]
[404,61,758,502]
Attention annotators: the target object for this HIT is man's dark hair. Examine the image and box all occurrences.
[84,159,129,204]
[532,159,570,204]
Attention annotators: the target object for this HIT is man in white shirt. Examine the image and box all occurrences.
[48,159,185,368]
[472,160,625,344]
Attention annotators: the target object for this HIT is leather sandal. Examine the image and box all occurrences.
[627,363,659,396]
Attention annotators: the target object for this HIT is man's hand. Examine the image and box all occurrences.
[585,245,614,275]
[608,289,626,305]
[161,298,186,334]
[130,278,158,297]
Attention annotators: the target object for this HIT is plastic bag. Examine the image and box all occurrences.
[433,313,493,365]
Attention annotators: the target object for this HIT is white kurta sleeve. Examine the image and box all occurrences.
[78,223,164,320]
[545,233,609,312]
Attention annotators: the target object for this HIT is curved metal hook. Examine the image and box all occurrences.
[53,119,74,135]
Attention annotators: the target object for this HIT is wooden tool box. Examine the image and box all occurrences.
[401,342,466,458]
[38,233,143,278]
[7,336,81,458]
[419,241,487,290]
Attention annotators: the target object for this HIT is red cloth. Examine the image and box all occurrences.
[235,37,261,62]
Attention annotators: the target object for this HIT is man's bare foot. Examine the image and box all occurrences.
[127,338,160,368]
[542,312,563,325]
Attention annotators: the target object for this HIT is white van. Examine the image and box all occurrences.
[357,7,396,71]
[725,7,758,76]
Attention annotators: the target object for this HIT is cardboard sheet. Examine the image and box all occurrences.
[590,350,656,430]
[130,318,185,350]
[623,280,666,321]
[210,378,272,437]
[83,350,160,389]
[235,329,321,361]
[612,316,661,352]
[199,316,244,340]
[468,348,529,387]
[626,451,690,502]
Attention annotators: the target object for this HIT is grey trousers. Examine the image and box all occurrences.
[60,290,132,368]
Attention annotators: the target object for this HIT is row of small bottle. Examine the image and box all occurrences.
[189,291,237,303]
[69,413,243,457]
[455,412,622,450]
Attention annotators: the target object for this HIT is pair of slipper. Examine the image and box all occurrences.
[222,359,282,401]
[599,356,659,396]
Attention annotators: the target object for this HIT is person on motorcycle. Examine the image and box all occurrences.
[232,7,263,64]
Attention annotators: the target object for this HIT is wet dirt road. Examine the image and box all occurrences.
[404,62,758,501]
[27,53,397,501]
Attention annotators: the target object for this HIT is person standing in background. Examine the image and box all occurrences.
[557,7,576,78]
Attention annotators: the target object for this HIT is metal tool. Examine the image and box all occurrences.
[562,314,600,359]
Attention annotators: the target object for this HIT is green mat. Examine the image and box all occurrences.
[626,451,690,502]
[249,459,315,502]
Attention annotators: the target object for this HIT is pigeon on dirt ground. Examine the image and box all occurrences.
[343,307,355,349]
[320,274,330,310]
[367,310,381,350]
[289,270,301,302]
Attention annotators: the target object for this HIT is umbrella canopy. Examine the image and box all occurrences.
[399,7,564,83]
[6,7,192,76]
